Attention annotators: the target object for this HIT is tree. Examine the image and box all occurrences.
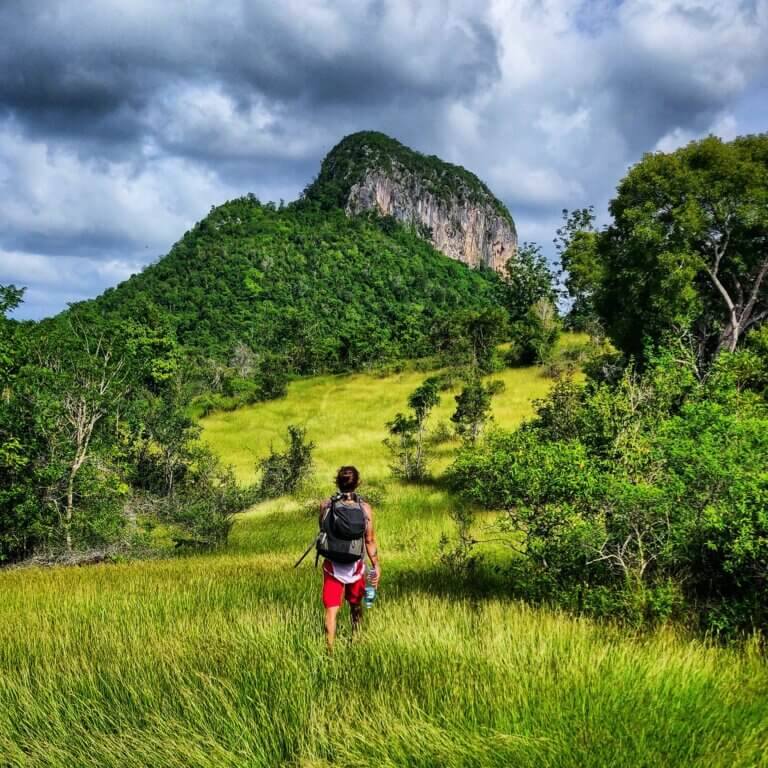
[444,307,508,372]
[384,413,420,481]
[501,242,556,322]
[554,208,603,332]
[26,318,129,552]
[598,134,768,364]
[506,298,561,366]
[386,377,441,481]
[257,425,315,498]
[449,344,768,634]
[450,377,501,444]
[407,377,441,477]
[0,285,24,380]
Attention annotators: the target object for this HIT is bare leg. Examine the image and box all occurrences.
[350,603,363,638]
[324,606,339,651]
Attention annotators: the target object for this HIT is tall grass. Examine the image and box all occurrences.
[2,549,766,767]
[2,343,767,767]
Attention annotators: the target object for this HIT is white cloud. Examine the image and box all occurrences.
[0,126,241,251]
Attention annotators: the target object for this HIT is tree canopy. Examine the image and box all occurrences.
[596,134,768,362]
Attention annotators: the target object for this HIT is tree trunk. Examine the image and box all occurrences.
[717,317,740,355]
[65,468,75,552]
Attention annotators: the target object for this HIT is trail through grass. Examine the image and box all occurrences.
[2,346,767,767]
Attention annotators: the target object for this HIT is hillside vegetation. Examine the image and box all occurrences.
[1,356,766,768]
[89,198,502,370]
[2,130,554,564]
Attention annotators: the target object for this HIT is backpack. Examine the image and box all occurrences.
[316,493,366,564]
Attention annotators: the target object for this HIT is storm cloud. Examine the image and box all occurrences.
[2,0,767,318]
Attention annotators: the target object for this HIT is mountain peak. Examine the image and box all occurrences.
[304,131,517,271]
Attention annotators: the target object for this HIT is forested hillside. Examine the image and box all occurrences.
[87,197,502,371]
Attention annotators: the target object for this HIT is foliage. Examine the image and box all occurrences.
[501,242,557,322]
[385,377,441,481]
[257,425,316,499]
[449,345,768,635]
[450,376,503,443]
[595,134,768,364]
[506,298,561,366]
[0,291,251,562]
[87,197,505,376]
[436,306,508,373]
[555,207,603,332]
[161,455,248,548]
[3,361,768,766]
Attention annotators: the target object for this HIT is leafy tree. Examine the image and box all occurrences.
[257,425,316,499]
[86,198,505,378]
[54,323,129,551]
[506,299,561,366]
[554,208,603,332]
[451,377,502,443]
[0,291,253,562]
[437,307,508,373]
[386,377,441,481]
[449,346,768,634]
[384,413,421,481]
[597,134,768,363]
[501,242,557,322]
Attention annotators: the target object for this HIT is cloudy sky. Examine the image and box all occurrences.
[2,0,767,319]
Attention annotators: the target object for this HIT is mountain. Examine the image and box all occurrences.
[80,132,513,373]
[303,131,517,271]
[89,198,502,373]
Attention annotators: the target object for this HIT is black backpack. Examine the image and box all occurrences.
[316,493,366,564]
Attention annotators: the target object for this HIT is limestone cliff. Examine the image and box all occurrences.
[304,132,517,272]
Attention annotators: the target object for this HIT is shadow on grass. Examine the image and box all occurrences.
[382,563,515,603]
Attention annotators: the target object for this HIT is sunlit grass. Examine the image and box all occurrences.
[199,357,558,485]
[2,336,767,767]
[2,553,766,767]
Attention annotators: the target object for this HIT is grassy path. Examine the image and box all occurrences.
[1,351,767,767]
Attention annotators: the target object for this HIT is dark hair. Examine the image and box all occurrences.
[336,465,360,492]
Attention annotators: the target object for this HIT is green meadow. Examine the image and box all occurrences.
[1,344,767,767]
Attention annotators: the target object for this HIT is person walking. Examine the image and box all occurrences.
[318,466,380,650]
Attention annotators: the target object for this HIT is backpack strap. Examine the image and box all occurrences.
[317,495,340,567]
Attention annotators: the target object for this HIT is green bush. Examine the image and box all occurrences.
[257,425,316,499]
[449,347,768,635]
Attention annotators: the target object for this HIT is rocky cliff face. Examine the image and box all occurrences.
[305,132,517,272]
[346,168,516,271]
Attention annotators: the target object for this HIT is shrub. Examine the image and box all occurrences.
[257,425,316,499]
[449,346,768,635]
[385,378,441,481]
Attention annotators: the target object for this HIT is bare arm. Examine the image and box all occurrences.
[363,501,381,587]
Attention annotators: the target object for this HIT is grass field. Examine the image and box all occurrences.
[2,343,767,767]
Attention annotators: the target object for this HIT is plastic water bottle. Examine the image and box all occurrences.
[363,567,377,608]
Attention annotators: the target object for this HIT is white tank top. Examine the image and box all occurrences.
[328,558,365,584]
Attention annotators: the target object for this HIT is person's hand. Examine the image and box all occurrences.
[371,564,381,588]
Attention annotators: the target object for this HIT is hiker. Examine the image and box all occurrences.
[318,466,380,649]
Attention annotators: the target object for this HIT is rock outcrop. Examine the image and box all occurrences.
[305,132,517,272]
[346,168,516,272]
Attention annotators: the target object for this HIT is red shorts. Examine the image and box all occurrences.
[322,561,366,608]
